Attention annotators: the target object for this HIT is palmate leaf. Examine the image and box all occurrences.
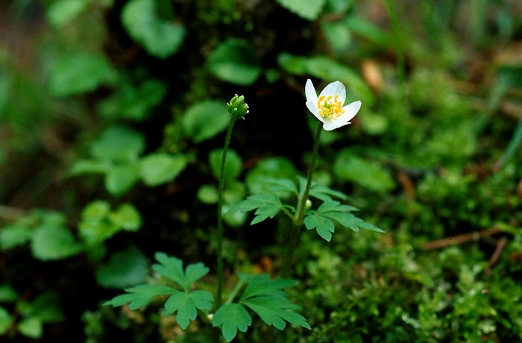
[305,200,384,241]
[212,303,252,342]
[164,291,213,329]
[152,252,209,291]
[304,215,335,241]
[240,274,310,331]
[104,284,178,310]
[243,297,310,331]
[212,274,309,341]
[227,193,283,225]
[263,178,298,195]
[105,253,213,330]
[308,184,350,202]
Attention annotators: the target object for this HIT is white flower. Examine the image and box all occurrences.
[305,79,361,131]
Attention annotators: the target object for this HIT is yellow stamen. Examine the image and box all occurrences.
[318,95,344,119]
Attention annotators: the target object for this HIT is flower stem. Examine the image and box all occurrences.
[282,122,323,277]
[295,122,323,224]
[216,117,236,309]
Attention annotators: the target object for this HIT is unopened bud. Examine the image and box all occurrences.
[227,94,249,119]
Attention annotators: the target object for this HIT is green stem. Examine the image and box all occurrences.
[294,122,323,225]
[224,277,247,304]
[282,122,323,277]
[216,117,236,309]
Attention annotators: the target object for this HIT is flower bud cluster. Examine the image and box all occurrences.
[227,94,249,119]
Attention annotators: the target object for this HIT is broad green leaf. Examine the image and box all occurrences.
[276,0,326,20]
[17,292,64,323]
[49,52,113,96]
[108,204,142,232]
[277,53,308,75]
[105,163,140,196]
[333,150,395,192]
[212,303,252,342]
[104,284,178,310]
[96,247,149,289]
[0,224,32,250]
[223,180,247,204]
[31,224,82,261]
[91,126,145,162]
[345,16,390,47]
[81,200,110,219]
[46,0,90,28]
[197,184,219,204]
[182,99,230,143]
[223,204,248,228]
[304,215,334,241]
[79,219,119,245]
[79,201,141,245]
[121,0,185,58]
[140,153,187,186]
[246,157,298,194]
[163,290,213,329]
[18,318,42,338]
[208,38,261,85]
[0,307,10,335]
[98,79,166,121]
[0,285,18,302]
[209,149,242,181]
[322,21,351,54]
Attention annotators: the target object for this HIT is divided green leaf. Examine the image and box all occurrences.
[164,290,213,329]
[104,284,178,310]
[212,303,252,342]
[152,252,210,291]
[105,253,213,330]
[227,193,283,225]
[240,274,310,331]
[305,200,384,241]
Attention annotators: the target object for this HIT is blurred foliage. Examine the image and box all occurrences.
[1,0,522,341]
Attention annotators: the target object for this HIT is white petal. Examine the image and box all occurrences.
[319,81,346,105]
[339,101,361,122]
[306,101,323,122]
[322,101,361,131]
[322,119,350,131]
[305,79,318,105]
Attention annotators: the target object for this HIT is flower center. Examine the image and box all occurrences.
[318,95,344,119]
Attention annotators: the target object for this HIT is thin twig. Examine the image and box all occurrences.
[419,227,501,250]
[486,236,508,274]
